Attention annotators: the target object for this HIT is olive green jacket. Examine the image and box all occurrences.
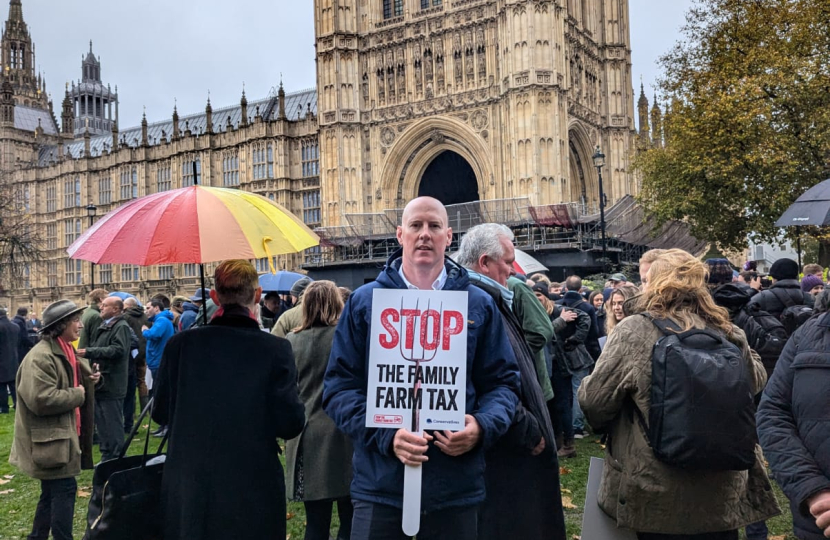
[578,314,780,534]
[10,338,96,480]
[507,277,554,401]
[79,304,101,349]
[272,301,303,339]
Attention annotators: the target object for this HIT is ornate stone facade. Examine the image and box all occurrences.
[315,0,638,227]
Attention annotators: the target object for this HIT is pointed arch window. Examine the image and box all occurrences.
[383,0,402,19]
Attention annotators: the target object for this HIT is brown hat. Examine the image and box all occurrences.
[41,300,85,333]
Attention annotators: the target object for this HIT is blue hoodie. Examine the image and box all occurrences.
[143,310,175,372]
[323,251,520,511]
[178,302,199,331]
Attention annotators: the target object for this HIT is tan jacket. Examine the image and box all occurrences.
[271,301,302,338]
[10,338,96,480]
[578,314,780,534]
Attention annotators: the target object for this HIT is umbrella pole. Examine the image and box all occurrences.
[200,263,208,325]
[797,227,803,271]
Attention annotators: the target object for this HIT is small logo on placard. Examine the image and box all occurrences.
[374,414,403,425]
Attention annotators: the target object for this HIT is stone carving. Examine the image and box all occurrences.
[430,129,445,145]
[380,127,396,146]
[470,109,488,131]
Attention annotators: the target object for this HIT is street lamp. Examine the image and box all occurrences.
[592,146,607,271]
[86,203,97,290]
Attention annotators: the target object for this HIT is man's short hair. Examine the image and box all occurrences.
[151,294,171,310]
[564,275,582,291]
[214,260,259,307]
[0,308,7,317]
[88,289,109,306]
[455,223,515,268]
[123,297,137,308]
[803,263,823,277]
[104,297,124,312]
[263,291,280,301]
[16,306,28,316]
[739,270,757,282]
[148,299,166,311]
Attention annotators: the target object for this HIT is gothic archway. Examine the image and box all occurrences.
[418,151,480,205]
[567,126,598,211]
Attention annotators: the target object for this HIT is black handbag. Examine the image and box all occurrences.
[82,399,167,540]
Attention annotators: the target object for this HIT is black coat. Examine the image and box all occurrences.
[749,279,814,319]
[84,317,132,400]
[151,307,305,540]
[558,292,601,360]
[12,315,32,363]
[758,313,830,540]
[472,280,566,540]
[0,315,20,382]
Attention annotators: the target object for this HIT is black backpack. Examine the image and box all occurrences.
[733,305,787,376]
[634,315,757,471]
[770,288,813,335]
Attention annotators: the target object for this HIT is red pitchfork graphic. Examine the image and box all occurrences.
[398,298,441,433]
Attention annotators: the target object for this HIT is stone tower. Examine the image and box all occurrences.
[637,81,649,147]
[313,0,638,226]
[1,0,47,110]
[69,41,118,138]
[650,92,662,148]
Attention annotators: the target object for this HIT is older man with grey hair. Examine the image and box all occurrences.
[455,223,565,540]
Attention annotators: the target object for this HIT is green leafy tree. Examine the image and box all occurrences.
[635,0,830,252]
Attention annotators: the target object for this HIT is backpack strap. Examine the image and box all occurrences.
[770,287,798,308]
[640,313,683,336]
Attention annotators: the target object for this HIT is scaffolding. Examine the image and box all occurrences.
[306,196,705,268]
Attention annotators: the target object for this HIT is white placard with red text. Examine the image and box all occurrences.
[366,288,468,431]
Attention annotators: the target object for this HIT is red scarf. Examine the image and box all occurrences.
[57,337,82,436]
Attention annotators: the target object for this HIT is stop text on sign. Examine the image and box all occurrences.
[378,307,464,351]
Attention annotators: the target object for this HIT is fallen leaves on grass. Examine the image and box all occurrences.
[0,489,15,495]
[572,536,581,540]
[3,475,13,479]
[562,496,578,509]
[0,479,9,485]
[77,490,91,498]
[560,467,571,476]
[560,487,572,494]
[769,536,786,540]
[286,512,295,520]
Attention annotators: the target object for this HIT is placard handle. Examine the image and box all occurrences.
[402,464,422,536]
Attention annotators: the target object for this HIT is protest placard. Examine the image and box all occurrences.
[582,457,637,540]
[366,288,468,431]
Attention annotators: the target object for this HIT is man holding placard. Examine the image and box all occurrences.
[324,196,520,540]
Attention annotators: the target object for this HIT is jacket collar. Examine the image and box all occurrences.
[209,304,260,330]
[97,315,125,330]
[772,279,801,289]
[561,291,586,305]
[378,248,469,291]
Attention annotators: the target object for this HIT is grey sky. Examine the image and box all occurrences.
[24,0,691,131]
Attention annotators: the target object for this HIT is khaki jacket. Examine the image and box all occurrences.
[10,338,96,479]
[578,314,780,534]
[271,302,302,338]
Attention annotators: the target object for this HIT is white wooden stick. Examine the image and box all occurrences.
[402,463,422,536]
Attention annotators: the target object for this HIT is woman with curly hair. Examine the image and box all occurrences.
[604,285,640,336]
[578,249,780,539]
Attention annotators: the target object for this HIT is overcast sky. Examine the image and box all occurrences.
[24,0,692,130]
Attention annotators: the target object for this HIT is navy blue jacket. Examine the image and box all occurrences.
[323,253,520,511]
[757,312,830,540]
[557,291,601,360]
[178,303,199,332]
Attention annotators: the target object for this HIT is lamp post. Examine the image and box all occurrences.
[86,203,97,290]
[592,146,607,271]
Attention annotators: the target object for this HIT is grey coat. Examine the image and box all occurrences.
[285,326,352,501]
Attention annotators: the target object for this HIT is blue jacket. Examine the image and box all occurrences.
[143,310,175,371]
[758,312,830,540]
[323,253,520,511]
[179,302,199,332]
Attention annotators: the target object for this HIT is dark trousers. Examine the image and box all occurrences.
[304,498,353,540]
[0,379,15,412]
[551,372,574,441]
[637,532,738,540]
[95,398,124,462]
[123,355,137,431]
[745,521,768,540]
[28,477,77,540]
[351,500,477,540]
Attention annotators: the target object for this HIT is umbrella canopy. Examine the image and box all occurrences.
[775,178,830,227]
[513,249,548,275]
[108,291,141,306]
[67,186,319,265]
[258,271,307,293]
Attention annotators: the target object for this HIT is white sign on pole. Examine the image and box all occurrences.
[366,289,468,431]
[366,288,468,537]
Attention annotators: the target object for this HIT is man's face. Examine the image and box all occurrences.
[612,280,626,289]
[551,285,562,295]
[263,296,279,311]
[100,298,122,320]
[145,304,160,318]
[479,236,516,287]
[396,197,452,272]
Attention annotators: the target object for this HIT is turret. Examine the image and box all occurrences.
[141,109,148,146]
[277,80,286,120]
[0,74,14,125]
[172,102,180,140]
[60,82,73,137]
[650,93,663,148]
[205,94,213,134]
[637,81,650,142]
[240,87,248,128]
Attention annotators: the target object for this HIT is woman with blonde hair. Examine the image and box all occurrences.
[578,249,779,539]
[604,284,640,336]
[286,280,353,540]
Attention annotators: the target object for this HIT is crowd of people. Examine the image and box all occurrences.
[2,196,830,540]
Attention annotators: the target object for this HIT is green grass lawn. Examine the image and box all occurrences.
[0,410,797,539]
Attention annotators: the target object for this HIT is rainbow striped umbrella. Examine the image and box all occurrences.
[67,186,319,267]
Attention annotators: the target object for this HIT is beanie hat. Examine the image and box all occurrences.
[769,258,799,281]
[705,258,733,285]
[801,274,824,293]
[290,277,313,299]
[531,282,550,299]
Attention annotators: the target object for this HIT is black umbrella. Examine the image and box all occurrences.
[774,178,830,268]
[775,178,830,227]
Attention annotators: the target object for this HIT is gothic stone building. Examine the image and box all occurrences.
[1,0,641,311]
